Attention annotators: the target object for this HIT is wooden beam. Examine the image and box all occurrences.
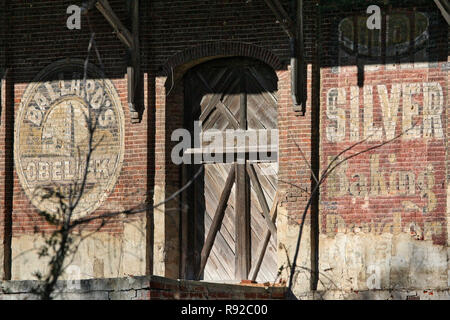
[0,0,12,281]
[0,0,5,74]
[195,70,236,123]
[131,0,140,70]
[271,0,293,25]
[81,0,98,12]
[0,0,5,118]
[184,144,278,159]
[235,72,251,280]
[263,0,294,38]
[249,192,279,281]
[127,65,135,106]
[95,0,133,49]
[216,100,239,130]
[128,0,140,122]
[291,0,305,113]
[246,163,278,242]
[434,0,450,25]
[197,165,235,280]
[181,84,197,280]
[194,69,240,129]
[235,162,251,280]
[180,163,190,279]
[1,73,12,281]
[238,72,247,131]
[84,0,141,122]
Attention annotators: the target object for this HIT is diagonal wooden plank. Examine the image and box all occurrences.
[208,67,229,90]
[195,70,238,123]
[197,165,236,280]
[203,210,235,279]
[246,163,277,242]
[203,109,222,131]
[192,68,229,117]
[95,0,133,48]
[247,66,278,104]
[216,100,239,129]
[196,69,238,103]
[202,88,239,131]
[263,0,294,38]
[434,0,450,25]
[271,0,294,26]
[204,165,236,246]
[249,192,279,281]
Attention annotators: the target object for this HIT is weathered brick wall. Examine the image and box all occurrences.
[317,1,449,294]
[0,0,448,300]
[0,0,317,283]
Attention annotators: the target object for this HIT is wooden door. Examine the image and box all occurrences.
[182,57,278,282]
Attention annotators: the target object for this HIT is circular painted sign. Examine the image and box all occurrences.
[15,60,125,219]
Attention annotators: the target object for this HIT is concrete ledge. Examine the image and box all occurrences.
[2,276,449,300]
[0,275,287,300]
[302,289,450,300]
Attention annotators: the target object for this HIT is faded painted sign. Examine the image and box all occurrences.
[320,12,447,245]
[338,12,430,69]
[15,60,125,218]
[326,82,444,143]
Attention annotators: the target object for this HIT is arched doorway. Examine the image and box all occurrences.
[181,57,279,282]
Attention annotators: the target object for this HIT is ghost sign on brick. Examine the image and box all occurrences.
[321,13,446,245]
[15,60,125,218]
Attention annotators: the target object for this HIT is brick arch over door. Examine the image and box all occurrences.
[161,42,284,84]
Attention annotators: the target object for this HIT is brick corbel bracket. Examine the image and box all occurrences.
[263,0,305,115]
[82,0,141,123]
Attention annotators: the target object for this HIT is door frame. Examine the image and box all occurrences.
[180,57,279,281]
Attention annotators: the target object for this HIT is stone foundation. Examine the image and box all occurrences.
[0,275,287,300]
